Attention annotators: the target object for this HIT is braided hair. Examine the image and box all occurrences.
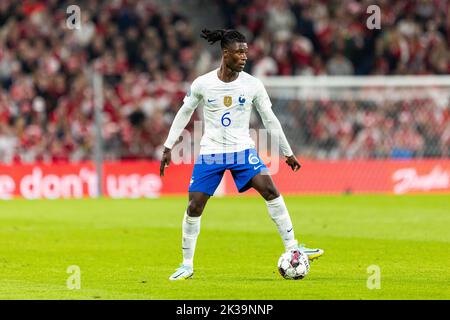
[200,29,246,49]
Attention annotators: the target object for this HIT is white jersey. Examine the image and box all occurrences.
[164,68,293,156]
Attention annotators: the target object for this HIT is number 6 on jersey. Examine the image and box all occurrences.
[221,112,231,127]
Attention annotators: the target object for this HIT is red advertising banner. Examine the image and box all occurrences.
[225,159,450,195]
[0,159,448,199]
[0,161,193,199]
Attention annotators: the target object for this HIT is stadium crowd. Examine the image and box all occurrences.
[0,0,449,163]
[274,95,449,159]
[221,0,450,76]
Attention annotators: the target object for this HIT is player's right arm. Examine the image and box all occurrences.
[160,80,203,177]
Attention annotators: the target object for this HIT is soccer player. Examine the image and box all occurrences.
[160,29,324,280]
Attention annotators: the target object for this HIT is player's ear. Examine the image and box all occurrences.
[222,47,228,57]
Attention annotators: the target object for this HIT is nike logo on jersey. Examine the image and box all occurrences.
[254,164,263,170]
[207,98,216,103]
[287,227,293,233]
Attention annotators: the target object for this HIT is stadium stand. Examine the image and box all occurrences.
[0,0,448,163]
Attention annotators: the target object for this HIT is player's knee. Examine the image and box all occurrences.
[187,200,204,217]
[263,185,280,201]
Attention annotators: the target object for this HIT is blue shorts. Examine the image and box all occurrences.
[188,148,268,196]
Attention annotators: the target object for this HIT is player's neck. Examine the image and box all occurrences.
[217,64,239,83]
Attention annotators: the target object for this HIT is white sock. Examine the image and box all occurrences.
[265,195,298,251]
[182,212,201,268]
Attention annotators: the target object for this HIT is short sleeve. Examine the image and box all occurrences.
[183,78,203,110]
[252,79,272,112]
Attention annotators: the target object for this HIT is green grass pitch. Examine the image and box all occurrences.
[0,195,448,299]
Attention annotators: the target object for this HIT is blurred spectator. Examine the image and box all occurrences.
[326,52,354,75]
[268,95,449,159]
[220,0,450,76]
[0,0,196,163]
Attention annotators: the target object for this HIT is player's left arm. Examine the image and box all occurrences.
[160,79,203,176]
[253,80,301,172]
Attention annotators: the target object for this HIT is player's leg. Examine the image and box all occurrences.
[247,173,298,250]
[230,149,298,250]
[169,192,210,281]
[182,191,210,265]
[230,149,297,250]
[247,173,324,260]
[170,154,224,280]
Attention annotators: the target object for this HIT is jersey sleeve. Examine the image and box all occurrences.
[252,79,294,157]
[183,78,203,110]
[163,79,203,149]
[252,79,272,112]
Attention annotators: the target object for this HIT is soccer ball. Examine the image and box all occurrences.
[277,249,310,280]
